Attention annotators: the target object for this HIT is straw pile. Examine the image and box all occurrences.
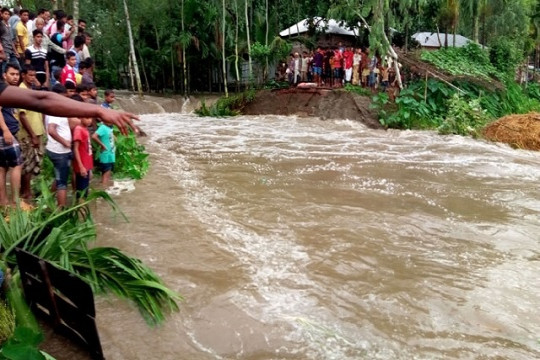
[483,113,540,151]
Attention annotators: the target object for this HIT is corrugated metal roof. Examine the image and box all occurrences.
[412,32,471,48]
[280,17,361,37]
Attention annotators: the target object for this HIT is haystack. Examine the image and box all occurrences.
[483,113,540,151]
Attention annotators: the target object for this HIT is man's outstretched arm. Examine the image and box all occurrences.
[0,85,140,134]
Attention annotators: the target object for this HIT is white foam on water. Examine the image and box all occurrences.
[144,116,382,358]
[459,259,540,347]
[105,179,136,196]
[180,97,192,114]
[139,113,540,359]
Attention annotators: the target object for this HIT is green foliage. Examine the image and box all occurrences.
[369,92,392,124]
[4,273,40,335]
[0,300,15,345]
[195,90,256,117]
[110,130,150,180]
[0,326,44,360]
[269,37,293,63]
[374,80,454,129]
[380,75,540,136]
[68,247,181,325]
[489,37,524,75]
[499,81,540,114]
[250,42,271,62]
[66,0,538,94]
[1,274,46,360]
[95,69,123,90]
[421,43,497,79]
[263,80,289,90]
[388,88,437,129]
[438,94,489,136]
[525,82,540,102]
[343,83,372,96]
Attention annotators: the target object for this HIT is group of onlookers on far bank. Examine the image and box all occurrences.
[278,42,398,93]
[0,6,119,208]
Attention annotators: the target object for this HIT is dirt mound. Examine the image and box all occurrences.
[242,89,382,129]
[483,113,540,151]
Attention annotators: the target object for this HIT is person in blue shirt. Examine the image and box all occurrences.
[92,122,115,187]
[101,89,115,109]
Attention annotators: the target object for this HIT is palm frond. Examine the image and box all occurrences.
[1,191,126,263]
[68,247,182,325]
[1,183,180,326]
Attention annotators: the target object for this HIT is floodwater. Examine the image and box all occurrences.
[49,113,540,359]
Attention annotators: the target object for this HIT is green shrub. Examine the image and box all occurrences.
[421,43,497,79]
[263,80,289,89]
[373,79,454,129]
[111,130,150,180]
[195,90,256,117]
[0,299,15,345]
[369,91,391,124]
[94,68,122,89]
[380,76,540,136]
[344,83,372,96]
[438,94,490,137]
[489,37,523,75]
[526,82,540,102]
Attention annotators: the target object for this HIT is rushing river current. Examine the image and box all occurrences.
[47,113,539,359]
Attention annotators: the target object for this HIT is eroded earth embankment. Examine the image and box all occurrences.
[242,89,382,129]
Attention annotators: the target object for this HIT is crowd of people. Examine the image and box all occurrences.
[0,6,120,208]
[278,42,396,92]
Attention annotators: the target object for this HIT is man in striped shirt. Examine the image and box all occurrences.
[25,29,49,88]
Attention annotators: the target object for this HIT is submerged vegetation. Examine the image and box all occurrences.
[196,90,256,117]
[111,130,149,180]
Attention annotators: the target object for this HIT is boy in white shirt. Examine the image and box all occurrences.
[45,86,72,207]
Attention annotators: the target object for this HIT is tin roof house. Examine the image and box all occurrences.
[412,32,472,50]
[279,17,362,48]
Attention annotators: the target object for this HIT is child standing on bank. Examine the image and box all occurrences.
[72,115,94,199]
[92,123,115,187]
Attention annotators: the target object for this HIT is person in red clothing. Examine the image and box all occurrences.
[72,103,94,199]
[60,50,76,85]
[343,46,354,84]
[332,48,343,88]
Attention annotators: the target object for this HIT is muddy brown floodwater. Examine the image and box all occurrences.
[44,113,540,360]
